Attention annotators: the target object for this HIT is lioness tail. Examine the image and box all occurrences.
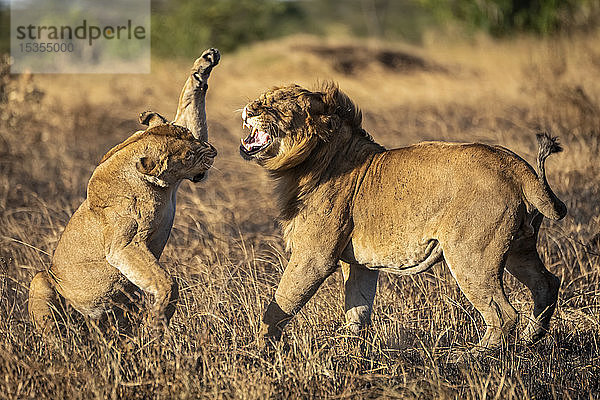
[29,270,61,334]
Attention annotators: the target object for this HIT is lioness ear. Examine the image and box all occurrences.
[136,156,157,175]
[136,157,169,187]
[139,111,168,127]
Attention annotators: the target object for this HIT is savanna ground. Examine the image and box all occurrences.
[1,33,599,399]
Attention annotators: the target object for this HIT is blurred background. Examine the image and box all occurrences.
[2,0,600,56]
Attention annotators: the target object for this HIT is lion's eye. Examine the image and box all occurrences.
[185,151,195,160]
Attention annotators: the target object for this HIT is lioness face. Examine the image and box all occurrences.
[168,139,217,183]
[240,85,329,169]
[141,136,217,184]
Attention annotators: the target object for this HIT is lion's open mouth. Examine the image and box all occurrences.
[240,123,272,155]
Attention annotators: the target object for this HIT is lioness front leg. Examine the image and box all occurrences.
[104,220,178,326]
[341,262,378,334]
[260,253,338,341]
[106,245,178,326]
[172,48,220,141]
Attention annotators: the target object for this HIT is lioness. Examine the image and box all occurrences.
[239,83,567,353]
[28,49,220,334]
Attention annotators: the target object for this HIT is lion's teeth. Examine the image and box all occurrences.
[241,138,251,151]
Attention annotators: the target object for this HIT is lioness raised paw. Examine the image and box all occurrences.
[192,48,220,84]
[173,48,220,141]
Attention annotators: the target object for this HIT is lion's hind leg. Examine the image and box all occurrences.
[28,271,63,335]
[443,242,519,353]
[505,225,560,344]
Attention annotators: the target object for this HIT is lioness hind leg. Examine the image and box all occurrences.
[506,236,560,344]
[28,271,62,335]
[341,262,378,334]
[444,248,518,352]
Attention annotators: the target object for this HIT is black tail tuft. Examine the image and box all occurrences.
[533,132,567,220]
[536,132,562,163]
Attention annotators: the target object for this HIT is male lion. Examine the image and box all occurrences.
[239,83,567,353]
[28,48,220,334]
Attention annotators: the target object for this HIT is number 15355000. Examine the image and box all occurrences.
[19,42,74,53]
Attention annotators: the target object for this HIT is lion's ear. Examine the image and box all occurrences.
[304,93,330,140]
[306,114,336,141]
[328,114,341,132]
[305,93,327,116]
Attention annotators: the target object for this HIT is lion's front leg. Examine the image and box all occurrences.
[341,262,378,334]
[172,48,220,141]
[260,253,338,341]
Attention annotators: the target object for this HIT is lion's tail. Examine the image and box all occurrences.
[521,133,567,220]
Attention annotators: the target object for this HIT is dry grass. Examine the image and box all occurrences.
[1,33,599,399]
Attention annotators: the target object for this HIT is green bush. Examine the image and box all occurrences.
[0,5,8,55]
[151,0,304,57]
[418,0,599,35]
[150,0,438,57]
[2,0,597,61]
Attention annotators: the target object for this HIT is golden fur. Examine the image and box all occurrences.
[240,83,566,353]
[28,49,220,334]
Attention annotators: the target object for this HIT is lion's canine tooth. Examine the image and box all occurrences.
[241,138,251,151]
